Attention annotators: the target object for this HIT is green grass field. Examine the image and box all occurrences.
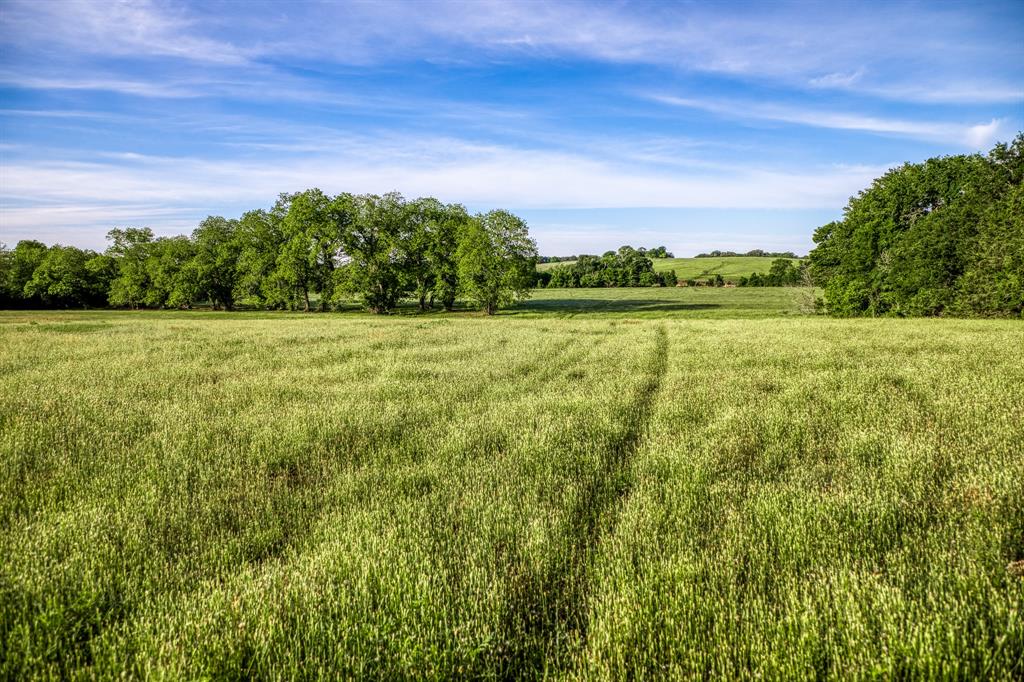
[2,289,1022,679]
[536,256,800,281]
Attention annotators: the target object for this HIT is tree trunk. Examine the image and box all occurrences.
[303,287,310,312]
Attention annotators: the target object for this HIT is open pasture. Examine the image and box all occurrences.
[1,292,1022,679]
[537,256,800,282]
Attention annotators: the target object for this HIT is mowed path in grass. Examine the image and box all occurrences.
[1,291,1022,679]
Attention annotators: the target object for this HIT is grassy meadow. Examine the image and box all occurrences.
[1,288,1022,679]
[536,256,800,281]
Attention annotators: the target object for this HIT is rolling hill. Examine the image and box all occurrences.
[537,256,801,282]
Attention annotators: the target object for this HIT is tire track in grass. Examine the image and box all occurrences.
[500,323,669,678]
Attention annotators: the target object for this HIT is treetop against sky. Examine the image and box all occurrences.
[1,0,1021,255]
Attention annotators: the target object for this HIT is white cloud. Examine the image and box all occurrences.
[0,135,886,250]
[649,94,1009,148]
[963,119,1008,148]
[0,75,204,99]
[809,68,866,89]
[1,0,250,65]
[3,0,1020,106]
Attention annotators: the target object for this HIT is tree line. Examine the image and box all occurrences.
[537,245,673,264]
[696,249,799,258]
[539,246,678,288]
[808,134,1023,317]
[0,191,538,314]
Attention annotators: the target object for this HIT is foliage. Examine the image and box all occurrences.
[546,246,676,288]
[1,240,49,307]
[809,134,1024,317]
[696,249,799,258]
[399,198,469,312]
[538,245,672,263]
[738,258,804,287]
[638,245,673,258]
[23,245,110,307]
[234,207,287,308]
[105,228,155,308]
[456,210,537,314]
[2,191,536,315]
[334,192,409,314]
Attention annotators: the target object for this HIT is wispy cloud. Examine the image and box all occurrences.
[809,68,866,89]
[3,1,1020,105]
[0,136,886,246]
[1,0,250,65]
[1,1,1019,253]
[649,94,1009,148]
[0,75,205,99]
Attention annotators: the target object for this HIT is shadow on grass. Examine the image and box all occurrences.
[509,298,722,314]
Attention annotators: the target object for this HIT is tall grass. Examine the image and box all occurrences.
[1,302,1021,678]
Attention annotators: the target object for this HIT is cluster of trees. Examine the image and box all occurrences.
[0,240,114,308]
[809,134,1023,317]
[737,258,805,287]
[696,249,799,258]
[0,191,538,314]
[541,246,677,288]
[537,245,673,263]
[638,246,674,258]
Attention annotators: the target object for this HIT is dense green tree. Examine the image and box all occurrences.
[457,210,537,314]
[24,246,108,307]
[85,253,119,301]
[234,208,286,308]
[316,193,354,310]
[0,244,10,307]
[546,246,659,288]
[148,236,198,308]
[768,258,801,285]
[273,189,338,311]
[809,134,1023,316]
[643,245,674,258]
[3,240,49,306]
[401,197,440,312]
[954,181,1024,316]
[106,228,155,308]
[697,249,798,258]
[335,192,408,313]
[1,189,541,314]
[189,217,241,310]
[399,198,469,311]
[738,259,803,287]
[429,203,470,311]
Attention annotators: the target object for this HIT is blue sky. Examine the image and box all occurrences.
[1,0,1021,256]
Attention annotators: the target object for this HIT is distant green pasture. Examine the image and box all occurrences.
[537,255,800,281]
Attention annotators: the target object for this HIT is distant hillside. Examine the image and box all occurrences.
[538,256,800,282]
[695,249,799,259]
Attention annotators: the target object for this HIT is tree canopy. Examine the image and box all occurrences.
[697,249,799,258]
[738,259,804,287]
[545,246,677,288]
[809,134,1023,317]
[1,190,537,315]
[456,210,537,315]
